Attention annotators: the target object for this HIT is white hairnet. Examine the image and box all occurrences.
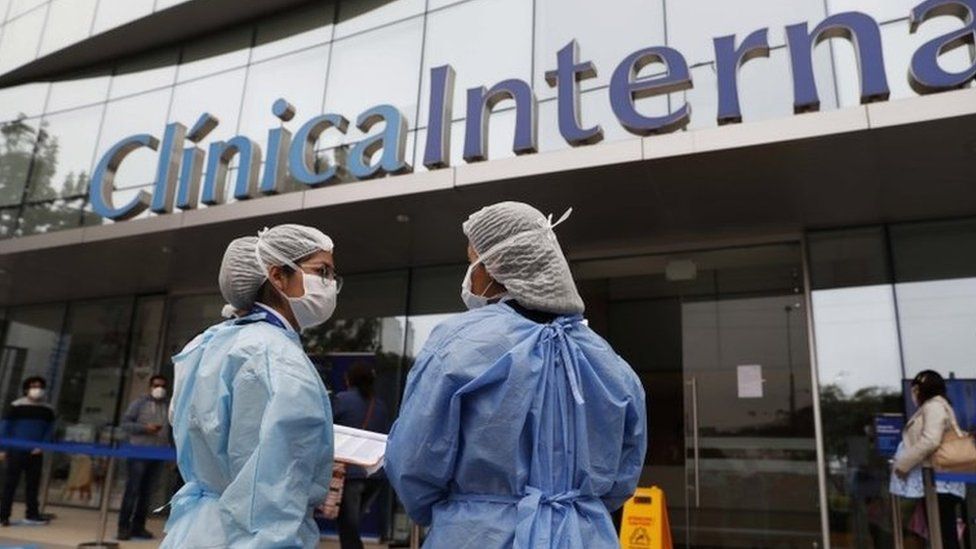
[462,201,584,315]
[218,224,334,312]
[254,224,334,274]
[219,236,263,312]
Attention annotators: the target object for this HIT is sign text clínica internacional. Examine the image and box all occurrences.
[90,0,976,221]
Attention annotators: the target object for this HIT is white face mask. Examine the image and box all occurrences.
[461,262,500,310]
[27,388,45,400]
[151,387,167,400]
[283,271,338,330]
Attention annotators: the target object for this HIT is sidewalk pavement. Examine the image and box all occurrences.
[0,504,385,548]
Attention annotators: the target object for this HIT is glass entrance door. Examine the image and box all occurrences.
[576,242,822,548]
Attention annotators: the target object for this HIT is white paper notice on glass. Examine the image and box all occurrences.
[737,365,764,399]
[334,425,387,475]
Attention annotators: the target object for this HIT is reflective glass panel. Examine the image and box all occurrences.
[334,0,424,40]
[0,82,49,122]
[27,104,104,201]
[419,0,533,124]
[45,298,134,509]
[177,27,252,83]
[168,68,248,184]
[0,5,46,74]
[6,0,44,19]
[45,69,111,113]
[681,45,837,130]
[39,0,96,57]
[324,18,423,144]
[665,0,827,65]
[0,207,17,238]
[0,117,39,206]
[834,19,975,107]
[18,198,83,235]
[238,45,330,139]
[110,48,179,99]
[0,304,67,419]
[827,0,914,22]
[252,2,335,63]
[534,0,665,99]
[537,87,651,152]
[91,0,153,35]
[95,88,171,189]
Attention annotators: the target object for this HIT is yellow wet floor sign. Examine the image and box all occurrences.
[619,486,672,549]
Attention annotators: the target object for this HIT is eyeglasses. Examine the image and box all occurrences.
[300,263,344,294]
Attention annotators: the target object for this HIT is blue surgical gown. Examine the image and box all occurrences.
[161,311,334,549]
[385,302,647,548]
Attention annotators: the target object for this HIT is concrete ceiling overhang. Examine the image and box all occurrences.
[0,93,974,307]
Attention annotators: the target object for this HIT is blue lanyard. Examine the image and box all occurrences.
[244,305,290,332]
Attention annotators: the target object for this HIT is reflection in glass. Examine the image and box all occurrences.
[177,27,253,83]
[110,49,180,100]
[537,88,649,152]
[0,83,49,122]
[7,0,46,20]
[0,207,17,237]
[334,0,424,40]
[38,0,97,57]
[834,19,975,108]
[0,117,38,206]
[827,0,914,22]
[91,0,153,35]
[0,5,46,74]
[680,45,837,130]
[665,0,827,65]
[169,68,247,148]
[895,279,976,380]
[28,104,105,201]
[158,294,225,383]
[252,2,335,63]
[809,227,904,548]
[95,88,171,189]
[45,69,112,113]
[46,298,134,509]
[324,18,423,143]
[533,0,665,99]
[0,304,67,425]
[238,46,330,139]
[18,198,84,236]
[419,0,532,124]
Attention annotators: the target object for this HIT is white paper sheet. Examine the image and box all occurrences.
[737,364,764,398]
[333,424,387,475]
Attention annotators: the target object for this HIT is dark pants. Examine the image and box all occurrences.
[939,493,971,549]
[1,451,43,521]
[118,459,162,533]
[337,478,383,549]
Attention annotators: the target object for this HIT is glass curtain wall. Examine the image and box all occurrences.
[809,218,976,548]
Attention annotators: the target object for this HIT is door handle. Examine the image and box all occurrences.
[687,377,701,509]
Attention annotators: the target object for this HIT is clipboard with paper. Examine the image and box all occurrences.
[333,424,387,475]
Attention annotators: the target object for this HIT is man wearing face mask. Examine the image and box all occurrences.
[161,224,338,549]
[386,202,647,548]
[117,375,171,540]
[0,377,55,527]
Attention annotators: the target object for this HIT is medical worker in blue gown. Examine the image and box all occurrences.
[161,225,339,548]
[386,202,648,548]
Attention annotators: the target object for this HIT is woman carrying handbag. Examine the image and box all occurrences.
[894,370,973,549]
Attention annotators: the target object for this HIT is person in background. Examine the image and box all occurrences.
[161,225,337,548]
[894,370,971,549]
[117,375,171,541]
[0,376,56,527]
[385,202,648,548]
[333,362,389,549]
